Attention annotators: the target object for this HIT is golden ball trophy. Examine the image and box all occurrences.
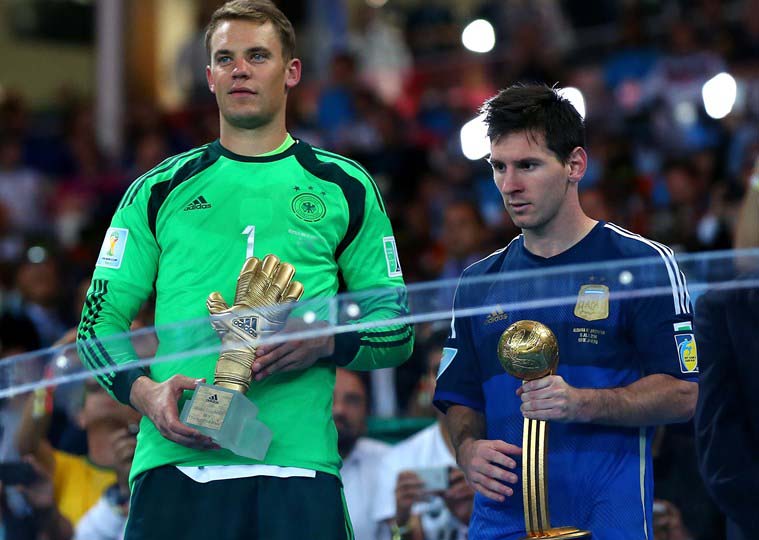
[498,320,591,539]
[180,255,303,460]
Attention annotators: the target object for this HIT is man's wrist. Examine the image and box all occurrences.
[113,366,151,406]
[128,375,153,414]
[575,388,595,423]
[455,436,476,466]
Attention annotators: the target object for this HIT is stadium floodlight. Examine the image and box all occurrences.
[462,19,495,53]
[460,113,490,160]
[702,72,737,119]
[557,87,586,120]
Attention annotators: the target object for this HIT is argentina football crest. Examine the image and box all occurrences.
[574,284,609,321]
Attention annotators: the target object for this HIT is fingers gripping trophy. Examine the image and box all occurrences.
[180,255,304,459]
[498,321,591,539]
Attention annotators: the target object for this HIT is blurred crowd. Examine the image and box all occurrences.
[2,0,759,538]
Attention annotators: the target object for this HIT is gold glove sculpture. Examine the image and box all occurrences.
[207,255,304,393]
[180,255,304,460]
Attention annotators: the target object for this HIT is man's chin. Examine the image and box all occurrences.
[224,112,270,130]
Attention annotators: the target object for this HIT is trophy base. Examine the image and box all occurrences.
[180,383,272,460]
[522,527,591,539]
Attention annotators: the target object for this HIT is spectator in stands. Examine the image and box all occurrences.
[0,457,73,540]
[374,344,473,540]
[0,134,50,238]
[433,200,488,311]
[73,425,137,540]
[0,311,42,461]
[16,372,141,528]
[1,312,71,540]
[334,368,389,540]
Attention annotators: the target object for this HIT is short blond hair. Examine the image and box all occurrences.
[204,0,296,61]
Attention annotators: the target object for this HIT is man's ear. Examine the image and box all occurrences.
[206,65,215,94]
[284,58,302,92]
[567,146,588,185]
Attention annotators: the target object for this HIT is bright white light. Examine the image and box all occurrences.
[557,87,586,119]
[674,101,697,125]
[702,72,737,119]
[346,303,361,318]
[460,113,490,160]
[54,355,69,369]
[365,0,387,6]
[462,19,495,54]
[303,311,316,324]
[619,271,633,285]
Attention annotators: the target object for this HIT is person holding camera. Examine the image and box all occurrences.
[373,345,473,540]
[0,457,73,540]
[73,424,138,540]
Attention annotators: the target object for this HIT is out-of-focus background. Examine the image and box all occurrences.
[1,1,757,539]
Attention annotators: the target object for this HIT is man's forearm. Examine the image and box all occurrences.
[445,405,487,455]
[577,374,697,426]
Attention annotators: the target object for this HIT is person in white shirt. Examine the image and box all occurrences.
[373,342,473,540]
[334,369,390,540]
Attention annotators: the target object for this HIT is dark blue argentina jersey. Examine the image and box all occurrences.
[433,221,696,540]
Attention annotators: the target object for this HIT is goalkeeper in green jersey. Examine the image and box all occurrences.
[76,1,413,538]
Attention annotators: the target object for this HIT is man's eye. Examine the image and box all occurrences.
[251,53,266,62]
[217,56,231,64]
[491,162,505,172]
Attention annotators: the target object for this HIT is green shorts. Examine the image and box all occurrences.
[124,466,354,540]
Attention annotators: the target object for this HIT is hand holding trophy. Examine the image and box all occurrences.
[180,255,304,459]
[498,320,591,539]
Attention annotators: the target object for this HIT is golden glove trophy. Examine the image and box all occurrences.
[497,320,591,539]
[180,255,303,459]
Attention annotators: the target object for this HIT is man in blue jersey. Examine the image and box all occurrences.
[433,84,698,540]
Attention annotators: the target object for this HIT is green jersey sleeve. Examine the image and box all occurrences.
[315,154,414,370]
[77,169,162,404]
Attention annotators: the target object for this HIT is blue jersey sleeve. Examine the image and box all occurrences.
[433,280,485,413]
[628,252,697,381]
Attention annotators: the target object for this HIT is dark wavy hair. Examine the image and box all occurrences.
[480,84,585,164]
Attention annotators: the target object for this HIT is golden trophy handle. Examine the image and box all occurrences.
[499,321,591,539]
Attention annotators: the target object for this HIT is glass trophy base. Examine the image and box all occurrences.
[522,527,591,539]
[180,383,272,460]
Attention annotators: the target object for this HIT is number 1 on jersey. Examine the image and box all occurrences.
[242,226,255,258]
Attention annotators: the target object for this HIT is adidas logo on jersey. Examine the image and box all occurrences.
[184,196,212,211]
[485,307,509,324]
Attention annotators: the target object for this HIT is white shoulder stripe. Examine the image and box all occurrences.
[604,223,690,315]
[647,237,692,310]
[460,235,520,275]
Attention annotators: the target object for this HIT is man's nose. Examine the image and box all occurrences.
[332,398,344,416]
[499,170,521,194]
[232,58,250,77]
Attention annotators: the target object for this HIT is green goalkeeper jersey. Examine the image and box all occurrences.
[77,137,413,481]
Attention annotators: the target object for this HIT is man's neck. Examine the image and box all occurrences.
[219,119,288,156]
[523,214,597,259]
